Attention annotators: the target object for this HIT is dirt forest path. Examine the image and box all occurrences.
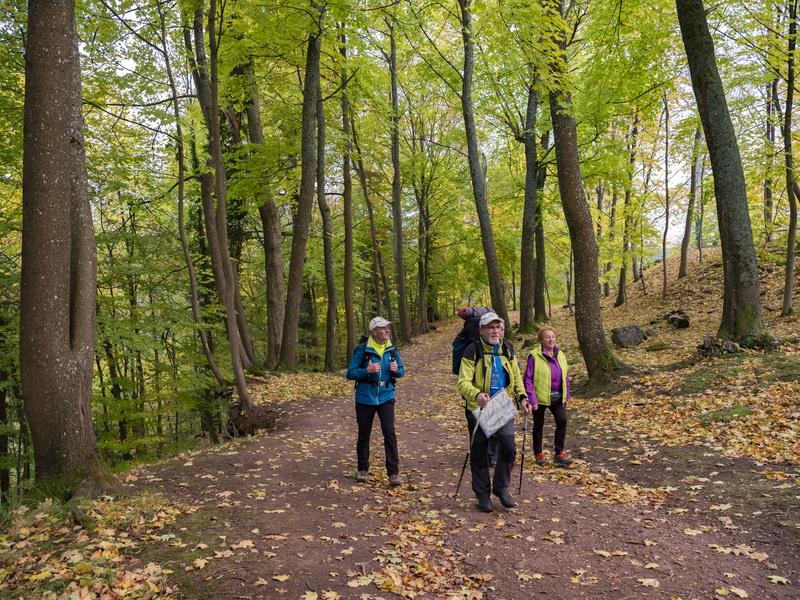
[127,323,799,599]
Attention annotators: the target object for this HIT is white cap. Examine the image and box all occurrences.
[369,316,392,330]
[479,312,503,327]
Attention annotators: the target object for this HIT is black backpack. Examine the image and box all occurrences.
[451,306,491,375]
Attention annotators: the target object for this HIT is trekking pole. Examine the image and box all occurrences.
[518,412,528,495]
[454,408,482,498]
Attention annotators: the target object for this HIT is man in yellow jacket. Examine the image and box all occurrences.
[457,312,532,512]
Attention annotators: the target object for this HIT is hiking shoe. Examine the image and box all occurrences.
[388,474,401,487]
[356,470,368,483]
[494,489,517,509]
[554,451,573,466]
[535,452,546,466]
[477,495,494,513]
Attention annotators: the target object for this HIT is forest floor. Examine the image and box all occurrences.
[2,250,799,599]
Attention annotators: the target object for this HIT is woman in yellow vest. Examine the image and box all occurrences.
[522,325,573,466]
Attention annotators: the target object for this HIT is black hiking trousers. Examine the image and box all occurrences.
[355,400,399,476]
[464,408,516,498]
[532,399,568,454]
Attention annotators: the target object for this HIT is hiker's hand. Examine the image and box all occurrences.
[521,399,533,414]
[389,359,398,373]
[476,393,490,408]
[367,361,380,374]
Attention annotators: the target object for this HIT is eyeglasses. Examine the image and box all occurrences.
[484,324,505,331]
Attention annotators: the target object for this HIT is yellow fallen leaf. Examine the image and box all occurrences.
[232,539,254,549]
[729,587,748,598]
[645,562,658,569]
[254,578,268,586]
[273,574,290,582]
[28,571,53,582]
[347,575,372,587]
[715,588,730,596]
[302,593,318,600]
[683,528,703,535]
[322,592,340,600]
[768,575,790,585]
[593,549,611,557]
[638,578,659,588]
[193,559,207,569]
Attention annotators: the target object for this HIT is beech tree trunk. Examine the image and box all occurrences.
[242,59,285,369]
[519,85,540,333]
[676,0,765,342]
[21,0,103,483]
[534,134,549,322]
[458,0,509,325]
[662,92,670,299]
[679,125,703,278]
[386,21,411,342]
[616,116,638,307]
[782,0,797,316]
[339,33,357,357]
[317,80,338,371]
[280,6,322,367]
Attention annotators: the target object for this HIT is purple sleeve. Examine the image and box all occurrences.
[523,355,538,405]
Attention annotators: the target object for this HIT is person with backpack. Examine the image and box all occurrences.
[457,312,531,512]
[346,316,405,486]
[523,325,574,467]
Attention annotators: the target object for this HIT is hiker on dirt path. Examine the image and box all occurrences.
[457,312,531,512]
[523,325,574,467]
[346,316,405,487]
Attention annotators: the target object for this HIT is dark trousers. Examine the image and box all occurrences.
[532,399,568,454]
[464,408,516,498]
[356,400,399,475]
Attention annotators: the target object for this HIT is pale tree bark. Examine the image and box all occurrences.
[457,0,509,325]
[615,116,638,306]
[385,19,411,342]
[676,0,765,342]
[662,92,670,299]
[679,125,703,278]
[764,79,777,242]
[339,32,357,357]
[317,77,338,371]
[280,3,323,367]
[242,59,285,369]
[21,0,104,485]
[547,0,619,379]
[184,3,252,406]
[157,1,224,387]
[534,133,550,322]
[519,85,540,332]
[781,0,797,316]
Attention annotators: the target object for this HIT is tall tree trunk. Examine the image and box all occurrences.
[697,157,705,262]
[158,1,224,386]
[242,59,285,369]
[280,5,323,367]
[458,0,509,324]
[547,0,619,379]
[21,0,104,485]
[616,116,638,307]
[764,79,777,242]
[317,77,337,371]
[339,32,357,357]
[519,85,540,333]
[662,92,670,299]
[782,0,798,316]
[352,115,392,321]
[676,0,764,342]
[386,21,411,342]
[679,125,703,278]
[605,189,617,298]
[184,4,252,405]
[534,134,549,322]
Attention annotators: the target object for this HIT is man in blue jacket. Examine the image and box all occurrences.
[346,316,405,486]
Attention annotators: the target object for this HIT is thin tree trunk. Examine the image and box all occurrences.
[386,20,411,342]
[605,189,617,298]
[184,4,252,405]
[662,92,670,299]
[679,125,703,278]
[782,0,798,316]
[339,31,357,356]
[21,0,104,485]
[616,116,638,307]
[676,0,764,342]
[280,5,323,367]
[697,157,705,262]
[317,78,337,370]
[534,134,549,322]
[764,79,777,242]
[458,0,509,324]
[519,85,540,332]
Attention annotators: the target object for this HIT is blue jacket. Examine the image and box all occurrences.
[346,341,405,405]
